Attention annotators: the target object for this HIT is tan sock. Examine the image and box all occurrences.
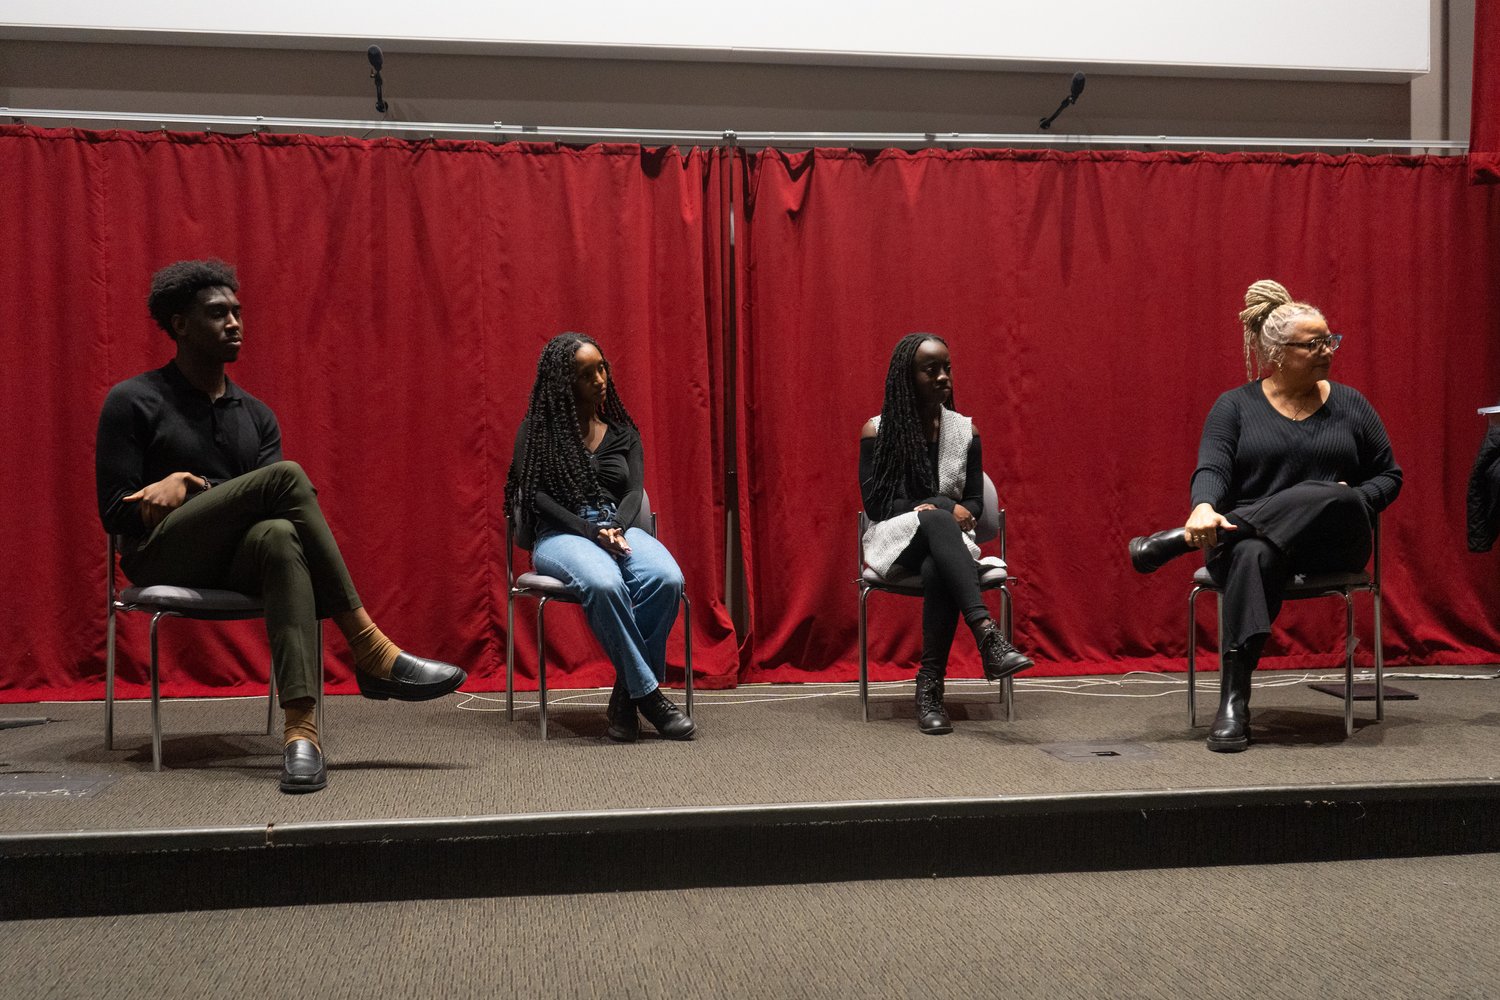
[283,700,320,749]
[348,622,400,679]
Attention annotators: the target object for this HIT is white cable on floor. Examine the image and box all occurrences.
[453,668,1498,711]
[42,667,1496,713]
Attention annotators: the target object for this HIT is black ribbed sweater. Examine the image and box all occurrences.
[1190,380,1402,513]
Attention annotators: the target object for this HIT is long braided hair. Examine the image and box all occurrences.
[1238,279,1324,380]
[505,333,639,523]
[867,333,955,514]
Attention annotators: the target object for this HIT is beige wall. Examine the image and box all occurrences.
[0,13,1469,147]
[1410,0,1475,142]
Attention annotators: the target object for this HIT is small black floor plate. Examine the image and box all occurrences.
[1036,741,1162,762]
[1307,682,1417,701]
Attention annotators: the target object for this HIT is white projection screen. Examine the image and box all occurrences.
[0,1,1429,79]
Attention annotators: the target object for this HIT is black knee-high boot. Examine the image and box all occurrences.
[1208,635,1263,752]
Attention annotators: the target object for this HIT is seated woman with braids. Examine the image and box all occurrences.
[859,333,1034,735]
[507,333,694,741]
[1127,280,1401,752]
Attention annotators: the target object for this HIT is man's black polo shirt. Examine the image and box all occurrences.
[96,361,282,539]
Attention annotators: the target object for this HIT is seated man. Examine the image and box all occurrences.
[96,259,466,794]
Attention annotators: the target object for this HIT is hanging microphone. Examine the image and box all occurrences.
[367,45,389,114]
[1039,72,1086,130]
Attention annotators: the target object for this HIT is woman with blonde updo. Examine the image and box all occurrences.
[1127,280,1402,752]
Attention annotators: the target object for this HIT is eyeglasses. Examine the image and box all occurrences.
[1283,334,1343,354]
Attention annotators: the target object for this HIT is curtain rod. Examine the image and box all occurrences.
[1,108,1470,153]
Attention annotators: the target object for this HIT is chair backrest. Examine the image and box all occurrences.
[107,534,119,607]
[974,473,1000,545]
[636,490,655,534]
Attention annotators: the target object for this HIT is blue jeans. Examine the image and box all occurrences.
[533,512,684,699]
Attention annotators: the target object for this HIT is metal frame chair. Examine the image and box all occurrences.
[855,473,1017,723]
[504,491,693,740]
[1187,515,1383,736]
[106,534,323,771]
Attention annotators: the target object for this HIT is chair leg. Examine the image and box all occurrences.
[1373,588,1385,722]
[105,605,117,751]
[149,612,167,773]
[1000,585,1016,722]
[537,597,549,741]
[682,594,694,717]
[1187,586,1202,728]
[1215,594,1226,726]
[316,620,325,738]
[1344,591,1356,738]
[266,652,277,736]
[506,591,517,722]
[857,586,870,723]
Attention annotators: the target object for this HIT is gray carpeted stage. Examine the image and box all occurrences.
[3,668,1499,830]
[3,668,1499,922]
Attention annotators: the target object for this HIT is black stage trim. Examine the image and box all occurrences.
[5,778,1499,920]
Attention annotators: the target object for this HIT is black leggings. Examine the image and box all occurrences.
[1206,481,1372,650]
[892,508,989,678]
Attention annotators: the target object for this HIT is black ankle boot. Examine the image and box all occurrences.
[976,621,1033,681]
[1128,528,1194,574]
[915,672,953,735]
[1207,643,1260,752]
[605,677,639,743]
[633,688,696,740]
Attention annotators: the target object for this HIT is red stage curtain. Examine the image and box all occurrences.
[736,147,1500,681]
[1472,0,1500,183]
[0,126,738,701]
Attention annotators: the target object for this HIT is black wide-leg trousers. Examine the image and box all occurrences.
[1205,481,1372,650]
[892,508,988,677]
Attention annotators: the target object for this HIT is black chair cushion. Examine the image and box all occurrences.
[1191,565,1371,595]
[116,585,264,621]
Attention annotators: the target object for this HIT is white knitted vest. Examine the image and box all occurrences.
[862,408,980,577]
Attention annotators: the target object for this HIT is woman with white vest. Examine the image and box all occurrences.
[858,333,1033,735]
